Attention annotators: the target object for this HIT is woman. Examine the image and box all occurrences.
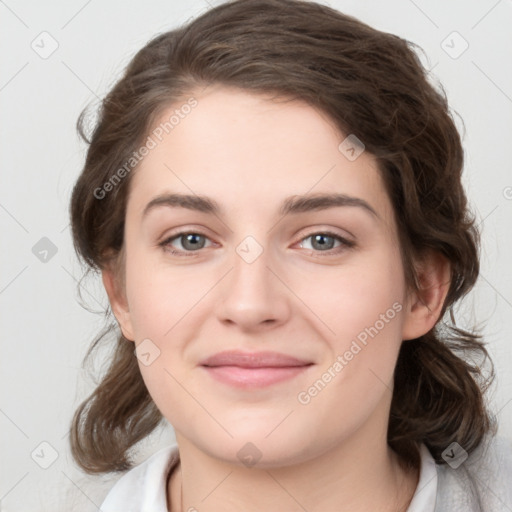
[69,0,512,510]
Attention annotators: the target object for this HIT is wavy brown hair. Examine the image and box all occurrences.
[69,0,495,474]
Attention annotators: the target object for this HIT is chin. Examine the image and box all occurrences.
[195,424,314,469]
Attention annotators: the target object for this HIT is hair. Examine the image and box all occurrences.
[69,0,496,474]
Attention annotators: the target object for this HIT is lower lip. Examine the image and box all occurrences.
[202,365,311,388]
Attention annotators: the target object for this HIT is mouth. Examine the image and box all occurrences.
[200,350,314,388]
[201,365,314,388]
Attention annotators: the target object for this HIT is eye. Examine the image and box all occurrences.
[159,230,355,257]
[298,231,355,256]
[159,231,213,256]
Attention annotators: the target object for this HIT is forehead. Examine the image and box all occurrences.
[127,87,394,225]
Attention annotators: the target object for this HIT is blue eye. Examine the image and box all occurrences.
[159,230,354,257]
[299,232,355,255]
[160,232,212,256]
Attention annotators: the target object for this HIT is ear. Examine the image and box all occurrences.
[401,250,451,341]
[102,266,135,342]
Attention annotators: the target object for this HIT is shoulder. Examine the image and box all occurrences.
[434,434,512,512]
[100,444,180,512]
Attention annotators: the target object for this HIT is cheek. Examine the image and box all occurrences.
[310,249,406,394]
[292,256,405,432]
[313,251,405,339]
[123,247,199,339]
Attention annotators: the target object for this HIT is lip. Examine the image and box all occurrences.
[200,350,314,389]
[200,350,312,368]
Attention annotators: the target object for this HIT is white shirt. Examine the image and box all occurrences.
[100,435,512,511]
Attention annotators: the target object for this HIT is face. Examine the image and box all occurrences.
[111,85,417,467]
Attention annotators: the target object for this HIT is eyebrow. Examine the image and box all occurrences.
[142,192,379,219]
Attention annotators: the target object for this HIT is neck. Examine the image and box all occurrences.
[167,417,419,512]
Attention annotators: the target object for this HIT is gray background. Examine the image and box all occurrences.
[1,0,511,510]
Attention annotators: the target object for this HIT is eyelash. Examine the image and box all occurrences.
[158,230,355,257]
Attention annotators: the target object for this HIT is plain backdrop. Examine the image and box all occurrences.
[1,0,511,510]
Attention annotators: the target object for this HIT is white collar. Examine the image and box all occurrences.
[100,443,438,511]
[406,444,438,512]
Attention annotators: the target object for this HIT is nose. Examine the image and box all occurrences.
[216,240,291,332]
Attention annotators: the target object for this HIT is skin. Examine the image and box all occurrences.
[103,85,450,512]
